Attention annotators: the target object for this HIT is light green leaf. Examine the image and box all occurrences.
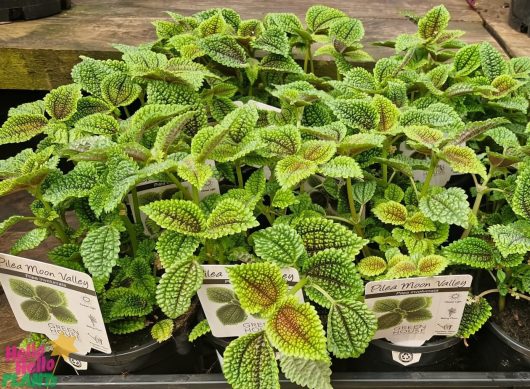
[0,114,48,145]
[0,216,29,238]
[329,18,364,46]
[156,258,203,318]
[318,156,363,179]
[440,145,487,179]
[453,44,481,76]
[329,99,379,131]
[11,228,48,255]
[177,156,213,191]
[252,27,290,56]
[512,165,530,220]
[372,95,399,133]
[276,156,317,188]
[338,133,385,155]
[252,224,305,267]
[260,125,301,156]
[156,230,200,269]
[417,255,448,276]
[223,332,280,389]
[259,54,304,74]
[373,201,408,225]
[327,300,377,358]
[198,12,227,36]
[403,126,444,148]
[80,225,120,278]
[141,199,206,235]
[151,319,174,343]
[443,237,497,268]
[457,297,491,339]
[188,319,211,342]
[9,279,35,298]
[306,5,347,33]
[489,223,530,258]
[44,162,98,205]
[479,42,507,82]
[357,256,387,277]
[419,187,470,227]
[279,356,332,389]
[203,198,258,239]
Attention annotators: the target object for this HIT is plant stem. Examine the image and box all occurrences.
[235,161,244,188]
[130,187,142,224]
[204,240,215,264]
[381,139,389,183]
[325,215,356,226]
[304,45,310,73]
[420,155,438,198]
[346,178,371,258]
[289,277,308,295]
[121,213,138,257]
[167,172,193,201]
[477,288,530,303]
[192,186,200,205]
[498,294,506,312]
[309,44,314,74]
[461,169,494,239]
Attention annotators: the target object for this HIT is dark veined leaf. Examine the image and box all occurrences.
[156,257,203,318]
[259,54,304,74]
[318,156,363,179]
[457,297,492,339]
[264,13,302,34]
[443,238,497,268]
[141,199,206,235]
[177,156,212,191]
[294,217,367,256]
[100,73,141,107]
[266,296,328,360]
[329,99,379,131]
[74,113,119,136]
[279,356,332,389]
[440,145,487,179]
[146,80,199,106]
[358,256,387,277]
[418,5,450,40]
[404,212,436,232]
[302,248,364,307]
[452,117,510,145]
[108,318,146,335]
[351,181,377,204]
[21,300,50,322]
[152,112,199,159]
[372,95,399,133]
[0,114,48,145]
[330,18,364,47]
[228,262,287,315]
[199,34,248,68]
[0,215,29,238]
[298,140,336,164]
[306,5,347,33]
[223,332,280,389]
[9,278,35,298]
[373,201,408,225]
[417,255,448,276]
[71,56,124,96]
[80,225,120,279]
[260,125,301,156]
[419,187,470,228]
[109,291,152,320]
[453,44,481,76]
[156,230,200,269]
[198,11,228,36]
[252,224,305,267]
[44,84,82,121]
[252,27,290,56]
[479,42,507,82]
[404,125,444,148]
[276,155,317,188]
[203,198,258,239]
[327,300,377,358]
[374,58,400,84]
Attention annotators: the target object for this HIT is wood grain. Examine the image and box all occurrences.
[0,0,499,90]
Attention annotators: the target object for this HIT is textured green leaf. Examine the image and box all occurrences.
[259,54,304,74]
[151,319,174,343]
[279,356,332,389]
[199,34,247,68]
[404,212,436,233]
[303,248,364,307]
[203,198,258,239]
[329,99,379,131]
[223,332,280,389]
[188,319,211,342]
[327,300,376,358]
[295,217,367,256]
[74,113,119,136]
[71,56,123,96]
[372,95,399,133]
[11,228,48,255]
[489,223,530,258]
[418,5,449,39]
[44,162,98,205]
[306,5,347,33]
[50,306,78,324]
[453,44,481,76]
[108,318,146,334]
[146,80,198,105]
[153,112,200,159]
[80,225,120,278]
[276,156,317,188]
[452,117,510,145]
[198,11,228,36]
[9,279,35,298]
[228,262,287,315]
[358,256,387,277]
[101,73,141,107]
[440,145,487,179]
[260,125,301,156]
[44,84,82,121]
[0,216,29,238]
[298,140,336,165]
[373,201,408,225]
[264,13,302,34]
[141,199,206,235]
[512,165,530,220]
[351,181,377,204]
[267,296,328,360]
[156,258,202,318]
[252,27,290,56]
[417,255,448,276]
[109,292,152,319]
[443,237,497,268]
[374,58,400,84]
[21,300,50,322]
[0,114,48,145]
[252,224,305,267]
[318,156,363,179]
[343,68,376,92]
[419,187,470,227]
[272,188,299,209]
[404,126,444,148]
[338,133,385,155]
[479,42,507,82]
[177,156,213,191]
[8,100,46,117]
[457,297,491,339]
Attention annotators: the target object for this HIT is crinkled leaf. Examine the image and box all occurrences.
[44,84,82,121]
[329,99,379,131]
[151,319,174,343]
[373,201,408,225]
[80,225,120,278]
[276,156,317,188]
[101,73,141,107]
[203,198,258,239]
[489,223,530,258]
[318,156,363,179]
[279,356,332,389]
[156,230,199,269]
[11,228,48,255]
[418,5,449,40]
[440,145,487,179]
[443,237,497,268]
[479,42,507,82]
[0,114,48,145]
[417,255,448,276]
[252,224,305,267]
[457,297,492,339]
[199,34,248,68]
[358,256,387,277]
[306,5,347,33]
[419,187,470,227]
[252,27,290,56]
[141,199,206,235]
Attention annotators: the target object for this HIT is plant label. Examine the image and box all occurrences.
[0,253,111,356]
[198,265,303,337]
[365,274,472,346]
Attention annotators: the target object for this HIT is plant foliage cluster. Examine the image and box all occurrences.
[1,4,529,388]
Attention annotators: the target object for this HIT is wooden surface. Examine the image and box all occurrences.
[475,0,530,58]
[0,0,502,90]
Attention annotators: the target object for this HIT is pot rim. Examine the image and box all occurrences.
[487,321,530,357]
[371,336,461,353]
[68,337,163,364]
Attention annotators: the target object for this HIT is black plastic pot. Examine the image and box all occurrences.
[68,331,192,375]
[487,321,530,367]
[509,0,530,36]
[370,337,462,367]
[0,0,70,22]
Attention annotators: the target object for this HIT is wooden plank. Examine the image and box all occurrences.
[475,0,530,58]
[0,0,494,90]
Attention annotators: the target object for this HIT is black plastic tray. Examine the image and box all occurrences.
[53,326,530,388]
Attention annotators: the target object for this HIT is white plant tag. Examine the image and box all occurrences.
[0,254,111,356]
[365,275,472,347]
[198,265,303,338]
